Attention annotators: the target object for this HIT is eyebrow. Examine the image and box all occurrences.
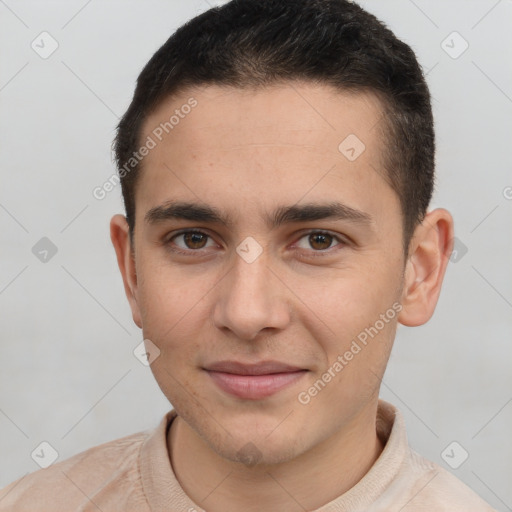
[144,200,374,229]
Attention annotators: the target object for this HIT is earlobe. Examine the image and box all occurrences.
[110,214,143,329]
[398,208,454,327]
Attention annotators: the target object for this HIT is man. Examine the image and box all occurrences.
[0,0,497,510]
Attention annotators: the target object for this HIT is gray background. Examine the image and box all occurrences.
[0,0,511,509]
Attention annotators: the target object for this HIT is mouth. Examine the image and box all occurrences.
[204,360,308,400]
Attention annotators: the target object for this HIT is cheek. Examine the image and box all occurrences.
[297,267,399,340]
[136,256,211,330]
[138,274,208,404]
[295,263,402,400]
[306,312,398,415]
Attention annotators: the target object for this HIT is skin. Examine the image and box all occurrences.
[110,82,454,512]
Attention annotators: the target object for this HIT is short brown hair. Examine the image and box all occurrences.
[114,0,435,253]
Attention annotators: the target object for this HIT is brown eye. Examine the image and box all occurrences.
[183,232,208,249]
[169,231,215,252]
[294,231,345,253]
[308,232,333,250]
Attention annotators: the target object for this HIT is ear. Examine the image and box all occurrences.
[398,208,454,327]
[110,214,142,329]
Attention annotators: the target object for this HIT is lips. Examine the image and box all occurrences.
[206,360,303,375]
[204,360,307,400]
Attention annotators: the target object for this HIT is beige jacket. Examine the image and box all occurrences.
[0,399,496,511]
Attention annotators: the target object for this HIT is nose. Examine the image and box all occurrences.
[212,247,292,341]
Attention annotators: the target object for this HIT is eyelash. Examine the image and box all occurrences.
[165,229,348,258]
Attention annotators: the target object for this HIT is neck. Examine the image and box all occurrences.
[168,402,384,512]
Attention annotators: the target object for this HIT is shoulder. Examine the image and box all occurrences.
[0,429,151,512]
[373,400,496,511]
[398,449,497,511]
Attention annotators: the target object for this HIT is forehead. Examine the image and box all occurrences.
[136,82,397,228]
[142,82,385,152]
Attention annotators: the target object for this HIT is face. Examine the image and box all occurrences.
[118,83,408,465]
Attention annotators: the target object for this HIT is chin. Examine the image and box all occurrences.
[204,425,307,468]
